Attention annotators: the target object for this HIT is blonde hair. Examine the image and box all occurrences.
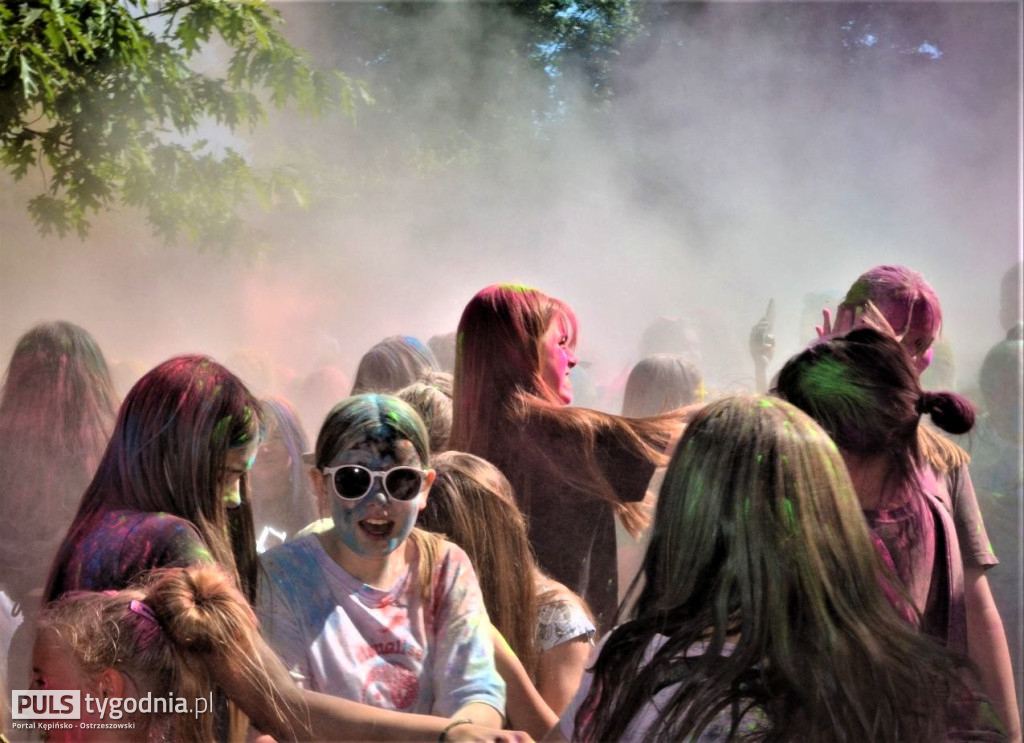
[37,565,288,741]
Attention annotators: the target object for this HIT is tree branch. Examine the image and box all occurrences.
[131,0,202,23]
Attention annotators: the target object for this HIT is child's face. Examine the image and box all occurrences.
[30,631,106,741]
[325,437,430,561]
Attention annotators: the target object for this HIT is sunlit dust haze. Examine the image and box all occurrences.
[1,2,1020,426]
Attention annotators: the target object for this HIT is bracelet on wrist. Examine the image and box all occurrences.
[438,718,473,742]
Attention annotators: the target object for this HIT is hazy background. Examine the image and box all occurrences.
[1,1,1019,421]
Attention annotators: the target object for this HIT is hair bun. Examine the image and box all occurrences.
[917,390,975,435]
[148,565,254,654]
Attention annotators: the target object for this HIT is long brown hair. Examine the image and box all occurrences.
[350,335,440,395]
[420,450,543,677]
[0,322,119,604]
[621,353,704,417]
[451,284,676,536]
[45,355,263,603]
[579,396,971,742]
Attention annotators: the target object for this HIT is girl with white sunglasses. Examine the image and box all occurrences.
[256,394,506,735]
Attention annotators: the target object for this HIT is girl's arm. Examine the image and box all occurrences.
[446,702,504,736]
[535,639,590,717]
[964,566,1020,743]
[491,626,560,740]
[214,636,529,742]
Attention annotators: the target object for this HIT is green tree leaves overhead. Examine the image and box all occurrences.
[525,0,641,93]
[0,0,366,246]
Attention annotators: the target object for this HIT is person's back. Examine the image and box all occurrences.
[555,396,990,743]
[492,408,661,632]
[776,329,978,647]
[47,509,215,598]
[0,322,118,610]
[0,321,118,715]
[44,355,264,606]
[775,328,1019,740]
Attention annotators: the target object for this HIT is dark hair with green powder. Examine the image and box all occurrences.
[773,327,975,504]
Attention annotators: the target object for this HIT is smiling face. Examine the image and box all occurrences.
[539,314,577,405]
[318,436,432,575]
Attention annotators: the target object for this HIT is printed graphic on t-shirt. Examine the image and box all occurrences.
[363,658,420,709]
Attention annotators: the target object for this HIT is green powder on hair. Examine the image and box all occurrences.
[500,283,536,294]
[782,498,796,527]
[801,357,871,406]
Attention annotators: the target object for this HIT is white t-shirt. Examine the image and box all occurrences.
[257,533,505,717]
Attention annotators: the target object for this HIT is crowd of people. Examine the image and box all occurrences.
[0,263,1020,742]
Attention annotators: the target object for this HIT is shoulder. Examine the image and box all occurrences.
[436,536,469,565]
[75,509,206,555]
[58,510,211,594]
[119,511,214,567]
[414,535,485,612]
[537,578,596,651]
[421,534,475,584]
[123,510,203,540]
[257,535,337,622]
[916,461,976,518]
[261,533,321,569]
[259,535,327,594]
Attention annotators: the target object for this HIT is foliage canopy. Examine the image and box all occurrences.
[0,0,364,246]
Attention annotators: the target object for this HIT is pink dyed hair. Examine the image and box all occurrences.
[838,265,942,357]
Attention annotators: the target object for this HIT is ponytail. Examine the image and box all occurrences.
[916,391,976,435]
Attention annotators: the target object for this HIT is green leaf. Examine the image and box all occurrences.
[18,53,38,97]
[22,8,44,28]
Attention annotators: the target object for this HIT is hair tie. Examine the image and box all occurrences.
[915,391,936,415]
[129,599,161,628]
